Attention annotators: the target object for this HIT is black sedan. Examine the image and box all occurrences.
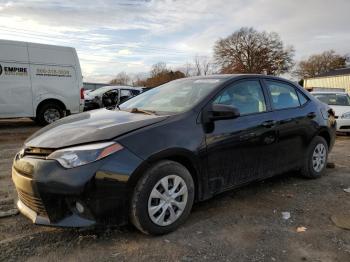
[12,74,336,235]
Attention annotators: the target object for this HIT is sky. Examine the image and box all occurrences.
[0,0,348,83]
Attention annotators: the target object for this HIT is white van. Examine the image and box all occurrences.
[0,40,84,125]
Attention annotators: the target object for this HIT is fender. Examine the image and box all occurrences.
[33,93,68,116]
[127,147,206,201]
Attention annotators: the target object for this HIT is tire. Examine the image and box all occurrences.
[300,136,328,179]
[130,160,195,235]
[36,102,64,126]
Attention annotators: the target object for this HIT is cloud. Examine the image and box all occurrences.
[0,0,348,82]
[117,49,132,55]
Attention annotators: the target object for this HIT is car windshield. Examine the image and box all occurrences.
[88,86,115,97]
[119,78,224,114]
[313,93,350,106]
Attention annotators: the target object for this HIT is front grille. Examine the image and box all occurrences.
[17,189,47,216]
[22,147,54,158]
[340,126,350,129]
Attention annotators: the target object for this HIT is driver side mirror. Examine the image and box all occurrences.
[203,104,240,122]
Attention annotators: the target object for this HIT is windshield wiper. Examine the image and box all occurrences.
[130,108,156,115]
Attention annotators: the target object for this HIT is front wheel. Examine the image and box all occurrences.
[300,136,328,178]
[130,160,195,235]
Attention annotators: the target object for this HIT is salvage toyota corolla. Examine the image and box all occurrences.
[12,75,336,235]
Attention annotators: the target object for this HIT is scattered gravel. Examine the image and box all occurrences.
[1,119,350,262]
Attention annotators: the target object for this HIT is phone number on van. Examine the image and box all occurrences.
[36,68,72,77]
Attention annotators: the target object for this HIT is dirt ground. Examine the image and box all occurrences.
[0,118,349,262]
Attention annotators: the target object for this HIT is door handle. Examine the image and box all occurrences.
[261,120,276,128]
[307,112,316,118]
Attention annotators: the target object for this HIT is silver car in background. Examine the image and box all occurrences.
[311,91,350,135]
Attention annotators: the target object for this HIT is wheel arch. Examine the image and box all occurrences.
[128,149,203,202]
[35,98,67,116]
[317,129,331,148]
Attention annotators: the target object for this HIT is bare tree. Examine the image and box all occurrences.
[131,62,185,88]
[131,73,146,87]
[194,55,202,76]
[193,55,213,76]
[183,62,193,77]
[213,27,294,75]
[150,62,168,77]
[201,56,210,76]
[294,50,347,78]
[109,72,130,85]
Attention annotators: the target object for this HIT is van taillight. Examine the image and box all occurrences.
[80,88,84,99]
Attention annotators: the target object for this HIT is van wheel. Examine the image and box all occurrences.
[130,160,195,235]
[300,136,328,178]
[36,103,64,125]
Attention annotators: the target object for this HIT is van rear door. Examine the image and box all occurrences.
[0,42,33,117]
[28,44,81,114]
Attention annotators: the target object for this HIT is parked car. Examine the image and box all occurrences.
[83,89,93,96]
[84,86,142,111]
[0,39,84,125]
[311,91,350,135]
[12,75,336,235]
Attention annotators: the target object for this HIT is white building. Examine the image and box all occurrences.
[303,68,350,93]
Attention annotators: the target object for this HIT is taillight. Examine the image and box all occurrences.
[80,88,84,99]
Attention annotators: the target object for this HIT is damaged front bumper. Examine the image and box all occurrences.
[12,147,143,227]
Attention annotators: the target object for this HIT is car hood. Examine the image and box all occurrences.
[329,105,350,117]
[25,109,168,148]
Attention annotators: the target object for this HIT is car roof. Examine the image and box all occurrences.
[99,85,143,90]
[183,74,296,82]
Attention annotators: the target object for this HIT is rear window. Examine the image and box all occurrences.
[297,91,309,106]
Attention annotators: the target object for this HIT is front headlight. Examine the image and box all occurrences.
[341,112,350,119]
[47,142,123,168]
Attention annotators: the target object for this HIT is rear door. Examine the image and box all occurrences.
[262,79,312,172]
[205,79,279,193]
[28,45,80,114]
[30,64,77,112]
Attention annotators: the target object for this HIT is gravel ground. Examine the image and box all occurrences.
[0,118,349,262]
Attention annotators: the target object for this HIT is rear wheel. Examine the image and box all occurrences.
[130,160,194,235]
[300,136,328,178]
[36,102,64,126]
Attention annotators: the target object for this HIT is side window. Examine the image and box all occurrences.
[214,80,267,115]
[131,90,141,96]
[121,89,132,97]
[120,89,132,103]
[265,80,300,110]
[297,90,308,106]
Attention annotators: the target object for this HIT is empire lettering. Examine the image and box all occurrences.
[4,67,28,76]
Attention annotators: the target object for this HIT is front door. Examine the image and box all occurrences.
[205,79,278,193]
